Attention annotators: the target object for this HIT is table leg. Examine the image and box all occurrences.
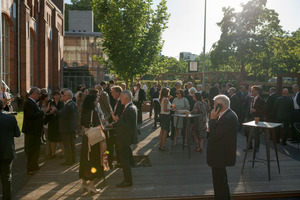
[271,128,281,174]
[252,128,258,168]
[264,129,271,181]
[186,118,190,159]
[171,116,179,155]
[242,127,253,174]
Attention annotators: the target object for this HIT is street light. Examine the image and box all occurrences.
[202,0,207,84]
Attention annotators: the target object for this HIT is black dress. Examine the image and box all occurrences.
[79,108,104,180]
[48,100,64,142]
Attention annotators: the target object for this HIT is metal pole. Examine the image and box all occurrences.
[202,0,207,84]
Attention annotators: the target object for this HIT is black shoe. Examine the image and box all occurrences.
[243,147,253,152]
[116,180,132,187]
[27,171,35,175]
[60,161,73,166]
[281,142,287,146]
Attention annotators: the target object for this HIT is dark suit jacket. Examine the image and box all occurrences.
[265,93,278,121]
[116,103,137,150]
[207,109,238,168]
[149,87,156,100]
[251,96,265,119]
[134,89,145,104]
[22,98,44,136]
[170,87,177,103]
[99,91,112,118]
[114,99,125,117]
[57,100,78,133]
[293,92,300,109]
[230,94,240,118]
[0,112,21,159]
[274,96,293,121]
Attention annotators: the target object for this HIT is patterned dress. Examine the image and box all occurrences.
[191,101,207,139]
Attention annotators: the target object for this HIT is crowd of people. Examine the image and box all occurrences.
[0,79,299,199]
[148,81,300,152]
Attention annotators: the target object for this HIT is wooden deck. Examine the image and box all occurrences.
[15,114,300,200]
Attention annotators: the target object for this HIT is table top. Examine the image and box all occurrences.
[243,120,282,128]
[172,113,202,118]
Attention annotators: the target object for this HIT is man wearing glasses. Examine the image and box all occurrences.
[22,87,44,175]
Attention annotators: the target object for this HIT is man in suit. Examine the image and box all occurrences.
[236,85,249,129]
[51,89,78,165]
[245,85,265,151]
[95,84,113,121]
[133,82,145,124]
[228,87,240,120]
[105,80,116,109]
[274,88,294,145]
[107,86,125,169]
[149,81,157,118]
[113,90,137,187]
[22,87,44,175]
[0,100,21,200]
[207,94,238,200]
[291,84,300,143]
[265,87,279,141]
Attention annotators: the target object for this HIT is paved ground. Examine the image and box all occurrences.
[2,113,300,200]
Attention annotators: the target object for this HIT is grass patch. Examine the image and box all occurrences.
[15,112,24,131]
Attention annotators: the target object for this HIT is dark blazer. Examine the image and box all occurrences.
[134,89,145,104]
[265,93,278,121]
[114,99,125,117]
[116,103,137,149]
[170,87,177,103]
[57,100,78,133]
[0,112,21,159]
[207,109,238,168]
[293,92,300,109]
[99,91,112,118]
[230,94,240,118]
[251,96,265,119]
[22,98,44,136]
[274,96,294,121]
[149,87,156,100]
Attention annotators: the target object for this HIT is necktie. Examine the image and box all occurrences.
[250,97,254,109]
[114,100,119,113]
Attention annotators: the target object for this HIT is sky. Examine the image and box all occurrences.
[65,0,300,58]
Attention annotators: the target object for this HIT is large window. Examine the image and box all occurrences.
[1,16,10,85]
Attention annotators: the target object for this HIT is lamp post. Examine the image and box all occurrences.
[202,0,207,84]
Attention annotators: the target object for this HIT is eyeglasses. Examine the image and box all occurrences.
[176,92,180,95]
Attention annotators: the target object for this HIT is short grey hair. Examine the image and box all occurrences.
[269,87,276,93]
[95,84,103,91]
[213,94,230,108]
[229,87,236,93]
[189,87,197,94]
[122,90,132,101]
[174,81,182,87]
[197,84,203,89]
[293,84,299,89]
[64,89,73,97]
[29,87,40,95]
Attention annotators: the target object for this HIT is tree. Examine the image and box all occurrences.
[211,0,283,78]
[93,0,170,84]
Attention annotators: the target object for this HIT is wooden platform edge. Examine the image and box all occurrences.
[96,191,300,200]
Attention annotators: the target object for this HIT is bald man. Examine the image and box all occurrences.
[274,88,294,145]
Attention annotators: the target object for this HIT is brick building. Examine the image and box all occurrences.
[1,0,64,99]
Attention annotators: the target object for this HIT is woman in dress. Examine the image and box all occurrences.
[172,89,190,146]
[79,94,106,194]
[191,93,207,151]
[159,88,172,151]
[47,90,64,158]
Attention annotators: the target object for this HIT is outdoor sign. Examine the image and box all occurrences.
[188,61,198,73]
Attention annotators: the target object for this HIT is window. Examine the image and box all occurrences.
[30,32,34,86]
[1,16,10,85]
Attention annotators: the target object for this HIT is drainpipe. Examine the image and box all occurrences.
[17,0,21,95]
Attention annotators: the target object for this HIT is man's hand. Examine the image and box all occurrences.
[113,115,119,123]
[210,108,219,120]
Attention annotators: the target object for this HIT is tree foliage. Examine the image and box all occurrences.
[210,0,300,79]
[92,0,170,83]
